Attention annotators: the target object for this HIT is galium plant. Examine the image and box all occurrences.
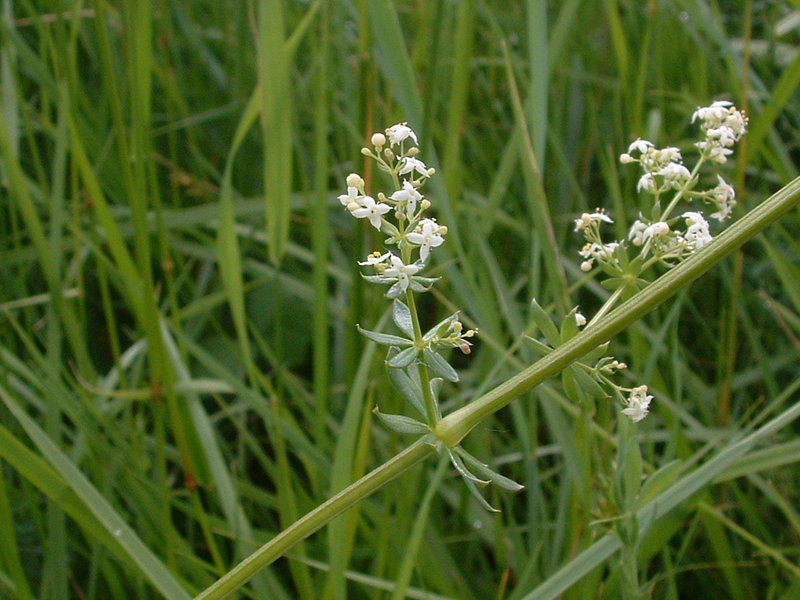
[195,104,800,600]
[344,105,748,510]
[340,123,523,511]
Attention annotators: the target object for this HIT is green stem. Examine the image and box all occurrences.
[404,288,438,425]
[434,175,800,447]
[660,154,707,220]
[194,439,436,600]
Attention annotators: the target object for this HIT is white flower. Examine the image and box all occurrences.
[707,126,737,148]
[351,195,391,229]
[695,140,733,164]
[575,312,586,327]
[407,218,446,261]
[622,385,653,423]
[643,221,670,241]
[390,180,424,218]
[709,174,736,221]
[338,185,361,208]
[683,211,712,249]
[653,146,682,164]
[628,219,648,246]
[627,138,653,154]
[398,156,429,178]
[657,162,691,190]
[637,173,657,194]
[358,251,391,267]
[574,210,613,232]
[578,241,618,271]
[382,254,421,292]
[385,122,418,146]
[692,100,733,127]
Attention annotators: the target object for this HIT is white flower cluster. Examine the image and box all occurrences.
[571,101,747,423]
[580,100,746,273]
[573,210,619,272]
[620,140,691,194]
[338,123,447,297]
[621,385,653,423]
[692,100,748,164]
[626,210,713,260]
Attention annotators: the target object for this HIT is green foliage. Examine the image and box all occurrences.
[1,1,800,599]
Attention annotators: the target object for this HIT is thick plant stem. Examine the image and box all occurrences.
[194,438,436,600]
[193,175,800,600]
[434,175,800,447]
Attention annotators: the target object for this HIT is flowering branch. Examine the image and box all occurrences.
[344,123,516,511]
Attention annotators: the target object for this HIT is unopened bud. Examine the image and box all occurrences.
[371,132,386,147]
[346,173,364,188]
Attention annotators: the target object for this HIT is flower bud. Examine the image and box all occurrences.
[346,173,364,189]
[371,132,386,147]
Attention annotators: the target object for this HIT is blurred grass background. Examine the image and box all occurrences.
[2,1,800,598]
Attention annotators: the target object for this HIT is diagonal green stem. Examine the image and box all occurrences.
[194,438,436,600]
[193,175,800,600]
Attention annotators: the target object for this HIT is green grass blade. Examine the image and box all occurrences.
[0,388,193,600]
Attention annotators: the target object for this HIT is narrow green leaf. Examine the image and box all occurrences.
[529,298,560,346]
[372,408,429,435]
[422,311,459,341]
[559,307,581,343]
[257,0,293,265]
[636,459,683,508]
[386,346,420,369]
[356,325,414,347]
[524,335,553,357]
[455,447,524,492]
[423,349,459,382]
[388,367,426,418]
[392,299,415,337]
[570,365,609,400]
[447,449,489,486]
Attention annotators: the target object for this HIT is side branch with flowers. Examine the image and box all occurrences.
[339,123,522,510]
